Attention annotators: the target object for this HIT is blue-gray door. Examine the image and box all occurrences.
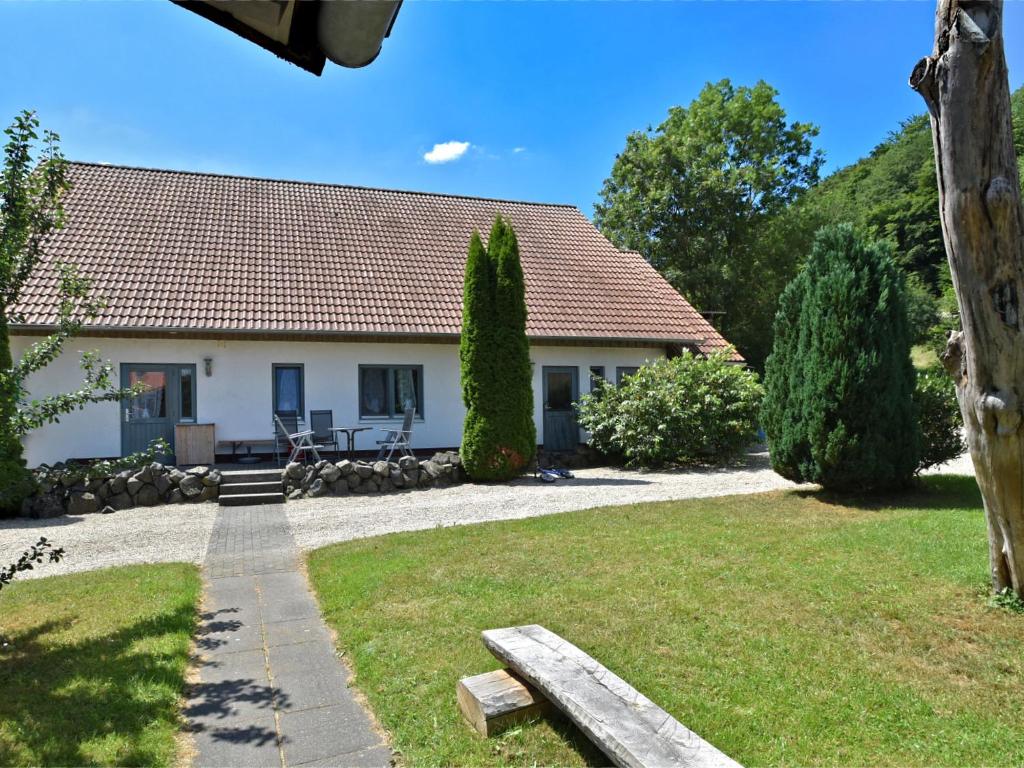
[121,364,195,460]
[542,366,579,452]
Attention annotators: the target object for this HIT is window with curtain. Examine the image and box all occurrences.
[273,364,304,415]
[359,365,423,419]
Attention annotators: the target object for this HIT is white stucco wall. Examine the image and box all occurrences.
[10,335,663,466]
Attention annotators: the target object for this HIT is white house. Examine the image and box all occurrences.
[10,162,738,467]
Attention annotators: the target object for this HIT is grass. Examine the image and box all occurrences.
[307,476,1023,767]
[912,344,940,369]
[0,564,201,767]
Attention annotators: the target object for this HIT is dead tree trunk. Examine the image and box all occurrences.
[911,0,1024,596]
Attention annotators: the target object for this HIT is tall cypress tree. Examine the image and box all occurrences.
[460,216,535,480]
[762,224,919,491]
[492,217,536,468]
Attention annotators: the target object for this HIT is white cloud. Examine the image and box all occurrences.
[423,140,471,164]
[512,146,526,153]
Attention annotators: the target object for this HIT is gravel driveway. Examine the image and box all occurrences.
[1,449,976,581]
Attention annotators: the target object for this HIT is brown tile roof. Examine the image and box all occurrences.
[11,162,738,358]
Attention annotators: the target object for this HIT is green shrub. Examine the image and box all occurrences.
[577,352,763,468]
[459,217,535,480]
[762,224,920,491]
[914,366,966,472]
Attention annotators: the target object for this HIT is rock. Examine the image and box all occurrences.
[302,466,317,489]
[149,461,165,475]
[126,477,144,495]
[372,461,390,477]
[179,475,203,499]
[98,481,112,500]
[33,494,66,519]
[186,465,210,478]
[286,462,305,481]
[168,489,184,504]
[336,460,355,476]
[354,462,373,479]
[135,485,161,507]
[203,469,222,486]
[365,478,380,493]
[86,478,105,493]
[59,472,80,488]
[108,492,133,511]
[308,478,327,497]
[390,469,405,488]
[398,455,419,471]
[136,464,154,484]
[420,460,442,479]
[379,478,394,492]
[351,482,370,494]
[346,473,362,490]
[169,469,186,485]
[402,470,419,486]
[315,459,329,472]
[199,485,219,502]
[320,464,341,483]
[101,505,116,515]
[328,480,348,496]
[289,489,305,500]
[154,473,172,495]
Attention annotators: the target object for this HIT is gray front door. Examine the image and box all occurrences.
[121,364,191,460]
[543,366,579,452]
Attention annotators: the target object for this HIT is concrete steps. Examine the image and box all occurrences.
[219,468,284,506]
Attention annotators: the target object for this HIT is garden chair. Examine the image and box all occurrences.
[310,409,339,457]
[274,413,323,465]
[375,407,415,461]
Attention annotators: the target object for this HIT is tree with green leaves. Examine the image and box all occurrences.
[595,79,823,369]
[762,225,919,492]
[459,215,535,481]
[1,111,142,515]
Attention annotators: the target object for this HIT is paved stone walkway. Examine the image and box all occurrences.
[185,504,391,768]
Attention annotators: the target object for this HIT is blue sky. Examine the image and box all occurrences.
[1,1,1021,215]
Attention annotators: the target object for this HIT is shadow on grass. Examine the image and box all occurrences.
[0,606,198,766]
[795,474,982,513]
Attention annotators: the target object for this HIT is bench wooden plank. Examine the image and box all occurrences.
[481,625,741,768]
[457,668,552,736]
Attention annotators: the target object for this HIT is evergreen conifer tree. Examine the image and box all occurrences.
[459,216,535,480]
[762,224,919,491]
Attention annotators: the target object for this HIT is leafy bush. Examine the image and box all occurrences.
[577,352,763,468]
[914,367,966,472]
[0,454,35,516]
[762,224,920,491]
[460,217,535,480]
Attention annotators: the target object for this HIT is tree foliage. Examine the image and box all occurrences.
[577,352,762,468]
[459,216,535,480]
[595,79,823,369]
[1,111,143,515]
[762,225,920,491]
[914,366,967,473]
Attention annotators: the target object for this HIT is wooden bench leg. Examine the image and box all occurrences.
[457,668,552,737]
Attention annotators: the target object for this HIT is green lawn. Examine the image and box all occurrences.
[308,476,1023,767]
[0,564,201,767]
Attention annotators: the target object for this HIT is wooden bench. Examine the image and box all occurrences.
[468,624,741,768]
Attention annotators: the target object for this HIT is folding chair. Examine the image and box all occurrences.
[310,410,339,457]
[274,413,323,465]
[375,407,415,461]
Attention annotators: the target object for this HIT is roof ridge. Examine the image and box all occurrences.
[66,160,581,211]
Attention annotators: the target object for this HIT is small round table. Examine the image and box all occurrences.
[330,426,372,458]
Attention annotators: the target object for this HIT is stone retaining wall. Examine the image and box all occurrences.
[22,463,222,519]
[284,451,466,498]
